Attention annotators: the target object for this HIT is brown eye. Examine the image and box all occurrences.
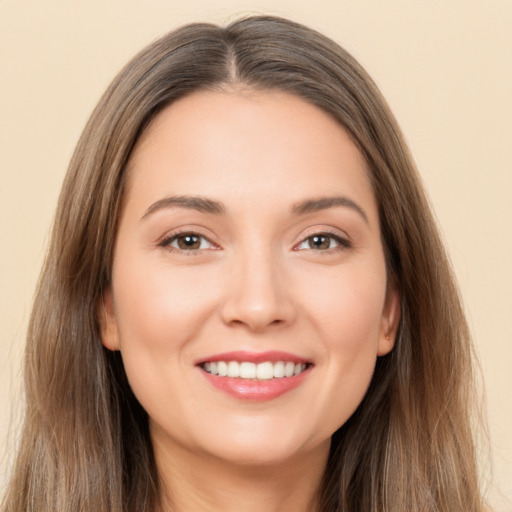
[160,232,216,252]
[177,234,201,250]
[308,235,331,250]
[295,232,351,252]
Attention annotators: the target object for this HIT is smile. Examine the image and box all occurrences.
[197,351,313,400]
[201,361,308,380]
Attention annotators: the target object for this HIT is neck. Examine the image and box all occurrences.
[152,428,329,512]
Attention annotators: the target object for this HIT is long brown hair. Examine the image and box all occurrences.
[3,15,485,512]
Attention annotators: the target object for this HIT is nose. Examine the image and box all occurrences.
[220,248,296,332]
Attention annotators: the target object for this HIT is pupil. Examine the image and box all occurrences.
[179,235,199,249]
[310,235,329,249]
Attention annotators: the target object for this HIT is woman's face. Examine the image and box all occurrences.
[102,90,399,466]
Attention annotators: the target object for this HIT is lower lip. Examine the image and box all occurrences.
[200,368,310,401]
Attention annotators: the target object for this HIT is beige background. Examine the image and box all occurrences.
[1,0,511,508]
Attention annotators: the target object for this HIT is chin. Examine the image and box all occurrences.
[191,417,331,468]
[202,440,317,468]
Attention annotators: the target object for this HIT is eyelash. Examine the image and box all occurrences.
[293,230,351,253]
[158,230,351,254]
[158,231,218,254]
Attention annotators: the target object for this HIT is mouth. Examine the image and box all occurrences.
[196,351,313,400]
[200,360,309,380]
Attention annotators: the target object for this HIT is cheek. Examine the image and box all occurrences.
[113,253,220,347]
[302,260,387,346]
[110,253,222,401]
[296,262,387,431]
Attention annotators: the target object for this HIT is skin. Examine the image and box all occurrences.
[101,89,400,512]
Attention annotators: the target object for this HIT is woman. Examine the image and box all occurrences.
[2,15,485,512]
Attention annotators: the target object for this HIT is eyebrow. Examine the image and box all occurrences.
[291,196,369,224]
[141,194,368,224]
[141,195,225,219]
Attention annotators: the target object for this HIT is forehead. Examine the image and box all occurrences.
[125,89,377,221]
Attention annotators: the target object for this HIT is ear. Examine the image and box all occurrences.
[377,280,401,356]
[98,288,120,351]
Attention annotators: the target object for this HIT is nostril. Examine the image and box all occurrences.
[226,316,287,332]
[219,267,297,331]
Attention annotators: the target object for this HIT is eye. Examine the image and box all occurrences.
[295,232,350,252]
[159,232,217,252]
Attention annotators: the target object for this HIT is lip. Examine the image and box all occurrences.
[199,368,311,401]
[195,350,310,365]
[195,351,313,401]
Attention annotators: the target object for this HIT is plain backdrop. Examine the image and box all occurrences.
[1,1,511,509]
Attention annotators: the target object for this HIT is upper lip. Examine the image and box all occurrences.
[195,350,311,365]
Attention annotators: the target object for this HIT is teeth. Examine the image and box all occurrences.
[256,362,274,380]
[273,361,285,378]
[202,360,307,380]
[240,362,256,379]
[227,361,239,377]
[284,361,295,377]
[217,361,228,377]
